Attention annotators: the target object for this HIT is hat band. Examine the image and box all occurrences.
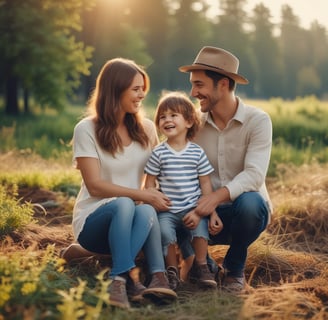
[194,62,229,73]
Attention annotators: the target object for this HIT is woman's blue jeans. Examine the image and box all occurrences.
[77,197,165,277]
[180,192,269,277]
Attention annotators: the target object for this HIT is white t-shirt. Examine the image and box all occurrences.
[72,116,157,239]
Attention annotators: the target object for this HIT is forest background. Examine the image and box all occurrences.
[1,0,328,116]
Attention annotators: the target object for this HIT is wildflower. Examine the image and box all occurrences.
[0,277,12,307]
[21,282,37,295]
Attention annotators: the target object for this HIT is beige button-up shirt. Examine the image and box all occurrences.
[194,97,273,214]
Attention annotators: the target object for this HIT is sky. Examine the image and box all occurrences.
[205,0,328,29]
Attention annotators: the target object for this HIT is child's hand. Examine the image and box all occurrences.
[183,210,201,230]
[208,212,223,235]
[143,188,171,211]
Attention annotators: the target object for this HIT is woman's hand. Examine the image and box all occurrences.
[142,188,171,212]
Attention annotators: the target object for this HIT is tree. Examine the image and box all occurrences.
[297,66,321,96]
[213,0,253,96]
[167,0,213,91]
[250,3,282,98]
[279,5,308,99]
[308,22,328,98]
[0,0,94,115]
[78,0,152,100]
[127,0,171,92]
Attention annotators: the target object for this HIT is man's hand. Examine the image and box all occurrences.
[195,193,219,216]
[195,187,230,217]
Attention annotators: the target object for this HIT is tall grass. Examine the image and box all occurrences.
[245,96,328,175]
[0,104,84,159]
[264,96,328,148]
[1,96,328,175]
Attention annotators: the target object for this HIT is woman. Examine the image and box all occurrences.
[70,58,177,309]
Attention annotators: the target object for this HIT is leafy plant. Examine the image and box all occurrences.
[0,184,35,238]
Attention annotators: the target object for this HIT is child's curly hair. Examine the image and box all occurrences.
[154,91,200,140]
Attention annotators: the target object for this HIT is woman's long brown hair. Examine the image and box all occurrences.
[87,58,150,156]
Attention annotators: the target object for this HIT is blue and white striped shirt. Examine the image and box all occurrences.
[145,141,214,213]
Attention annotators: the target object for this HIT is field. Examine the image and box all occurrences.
[1,97,328,319]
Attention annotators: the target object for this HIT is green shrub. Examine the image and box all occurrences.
[0,246,73,316]
[0,247,112,320]
[0,185,35,238]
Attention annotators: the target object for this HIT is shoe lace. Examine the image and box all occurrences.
[199,264,211,275]
[222,275,244,291]
[167,267,178,279]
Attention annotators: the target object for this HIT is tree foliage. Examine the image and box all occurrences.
[0,0,94,115]
[214,0,253,96]
[166,0,213,90]
[250,3,282,98]
[1,0,328,115]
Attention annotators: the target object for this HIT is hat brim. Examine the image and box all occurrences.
[179,64,249,85]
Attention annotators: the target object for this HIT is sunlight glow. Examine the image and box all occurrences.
[205,0,328,29]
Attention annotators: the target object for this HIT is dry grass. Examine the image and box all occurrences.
[1,153,328,319]
[238,163,328,319]
[267,163,328,253]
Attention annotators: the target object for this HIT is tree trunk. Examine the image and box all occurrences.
[24,88,29,114]
[5,73,19,115]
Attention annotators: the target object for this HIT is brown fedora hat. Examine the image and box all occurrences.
[179,46,248,84]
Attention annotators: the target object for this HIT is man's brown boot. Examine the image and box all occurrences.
[189,262,217,289]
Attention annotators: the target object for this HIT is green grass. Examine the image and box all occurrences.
[244,96,328,175]
[267,96,328,149]
[0,249,244,320]
[0,104,84,159]
[4,95,328,176]
[0,167,81,195]
[1,95,328,178]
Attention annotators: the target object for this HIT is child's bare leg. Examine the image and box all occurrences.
[179,254,194,281]
[166,243,179,268]
[192,237,208,264]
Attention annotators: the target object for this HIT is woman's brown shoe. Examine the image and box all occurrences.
[126,277,146,302]
[60,244,94,262]
[107,277,130,309]
[142,272,177,303]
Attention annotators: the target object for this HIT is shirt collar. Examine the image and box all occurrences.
[232,97,246,123]
[202,96,246,127]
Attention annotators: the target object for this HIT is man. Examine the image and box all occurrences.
[179,46,273,293]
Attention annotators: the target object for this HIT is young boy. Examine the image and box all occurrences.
[144,91,223,290]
